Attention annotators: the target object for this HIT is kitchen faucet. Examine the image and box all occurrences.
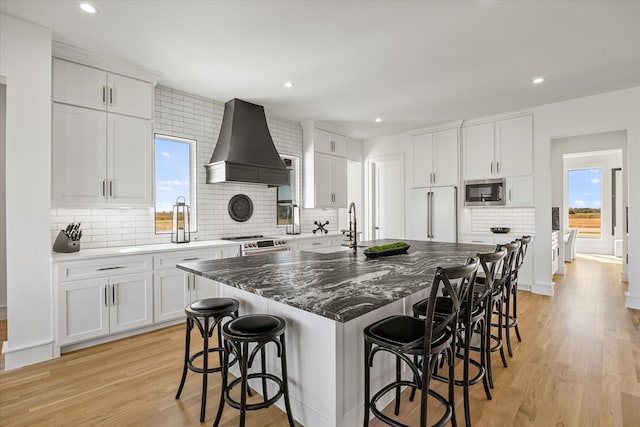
[348,202,357,250]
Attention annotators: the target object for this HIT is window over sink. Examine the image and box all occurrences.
[154,134,197,234]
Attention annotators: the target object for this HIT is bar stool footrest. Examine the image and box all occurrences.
[225,373,284,411]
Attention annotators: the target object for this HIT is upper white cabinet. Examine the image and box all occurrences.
[411,128,458,187]
[52,104,153,206]
[52,53,157,208]
[314,128,347,157]
[53,58,153,119]
[302,121,349,208]
[506,175,533,207]
[462,115,533,180]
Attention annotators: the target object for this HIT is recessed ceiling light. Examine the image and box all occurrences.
[80,3,96,13]
[532,77,545,84]
[283,82,294,88]
[375,117,382,123]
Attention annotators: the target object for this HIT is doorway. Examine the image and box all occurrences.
[551,130,627,279]
[366,154,404,240]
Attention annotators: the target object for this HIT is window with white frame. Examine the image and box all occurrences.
[154,135,197,233]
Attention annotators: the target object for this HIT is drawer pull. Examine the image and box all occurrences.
[97,266,124,271]
[182,257,199,261]
[311,242,323,246]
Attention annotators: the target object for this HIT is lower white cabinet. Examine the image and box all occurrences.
[54,243,240,348]
[551,231,560,275]
[152,247,236,323]
[58,272,153,345]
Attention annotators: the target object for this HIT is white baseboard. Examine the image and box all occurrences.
[625,292,640,310]
[2,339,55,370]
[532,280,554,296]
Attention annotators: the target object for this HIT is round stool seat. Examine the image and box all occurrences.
[224,314,286,339]
[186,297,239,317]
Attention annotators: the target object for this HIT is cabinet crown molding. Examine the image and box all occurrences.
[407,120,464,136]
[301,119,349,138]
[53,41,162,85]
[461,109,534,128]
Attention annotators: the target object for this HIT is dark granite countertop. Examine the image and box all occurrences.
[177,239,494,323]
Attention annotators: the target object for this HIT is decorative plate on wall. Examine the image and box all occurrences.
[228,194,253,222]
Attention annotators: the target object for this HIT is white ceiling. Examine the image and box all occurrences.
[2,0,639,140]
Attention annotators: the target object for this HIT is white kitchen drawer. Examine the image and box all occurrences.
[55,255,152,282]
[153,248,225,271]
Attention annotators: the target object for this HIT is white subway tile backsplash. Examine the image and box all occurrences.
[470,207,535,234]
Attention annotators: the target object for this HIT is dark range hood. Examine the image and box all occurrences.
[205,98,289,186]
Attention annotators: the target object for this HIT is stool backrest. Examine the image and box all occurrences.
[424,257,479,352]
[475,247,507,306]
[514,235,532,274]
[497,241,520,292]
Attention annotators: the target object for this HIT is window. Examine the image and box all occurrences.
[277,156,299,226]
[567,168,601,238]
[154,135,196,233]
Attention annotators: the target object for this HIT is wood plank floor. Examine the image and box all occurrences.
[1,255,638,426]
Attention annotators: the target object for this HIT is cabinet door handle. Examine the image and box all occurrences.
[490,162,493,174]
[102,86,106,104]
[104,286,108,307]
[97,266,124,271]
[497,161,500,173]
[509,189,512,201]
[182,257,199,261]
[102,179,106,197]
[112,285,116,305]
[109,87,113,105]
[109,180,113,197]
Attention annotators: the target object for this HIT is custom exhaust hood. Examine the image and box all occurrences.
[205,98,289,186]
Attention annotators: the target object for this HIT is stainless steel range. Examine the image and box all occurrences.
[222,235,288,256]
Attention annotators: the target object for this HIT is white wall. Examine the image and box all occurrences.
[533,87,639,307]
[0,14,54,369]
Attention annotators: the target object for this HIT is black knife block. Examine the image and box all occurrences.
[53,230,80,253]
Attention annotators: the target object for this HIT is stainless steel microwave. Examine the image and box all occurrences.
[464,178,506,206]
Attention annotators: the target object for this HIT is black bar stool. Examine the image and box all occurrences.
[175,297,240,422]
[213,314,296,427]
[504,236,531,357]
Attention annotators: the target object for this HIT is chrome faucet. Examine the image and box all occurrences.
[348,202,357,249]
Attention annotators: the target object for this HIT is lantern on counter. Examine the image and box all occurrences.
[172,196,191,243]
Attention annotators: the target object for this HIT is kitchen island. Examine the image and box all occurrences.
[177,239,493,427]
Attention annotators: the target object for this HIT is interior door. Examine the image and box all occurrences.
[369,155,404,240]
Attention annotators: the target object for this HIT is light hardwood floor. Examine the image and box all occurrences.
[1,255,638,426]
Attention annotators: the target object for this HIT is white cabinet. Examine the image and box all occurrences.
[52,104,152,207]
[302,122,349,208]
[314,153,347,207]
[52,57,154,208]
[57,271,153,345]
[506,175,534,207]
[55,244,240,347]
[53,58,153,119]
[462,122,495,180]
[313,128,347,157]
[152,246,239,323]
[496,115,533,177]
[412,128,458,187]
[462,115,532,180]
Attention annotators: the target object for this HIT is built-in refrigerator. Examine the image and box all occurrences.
[406,186,458,242]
